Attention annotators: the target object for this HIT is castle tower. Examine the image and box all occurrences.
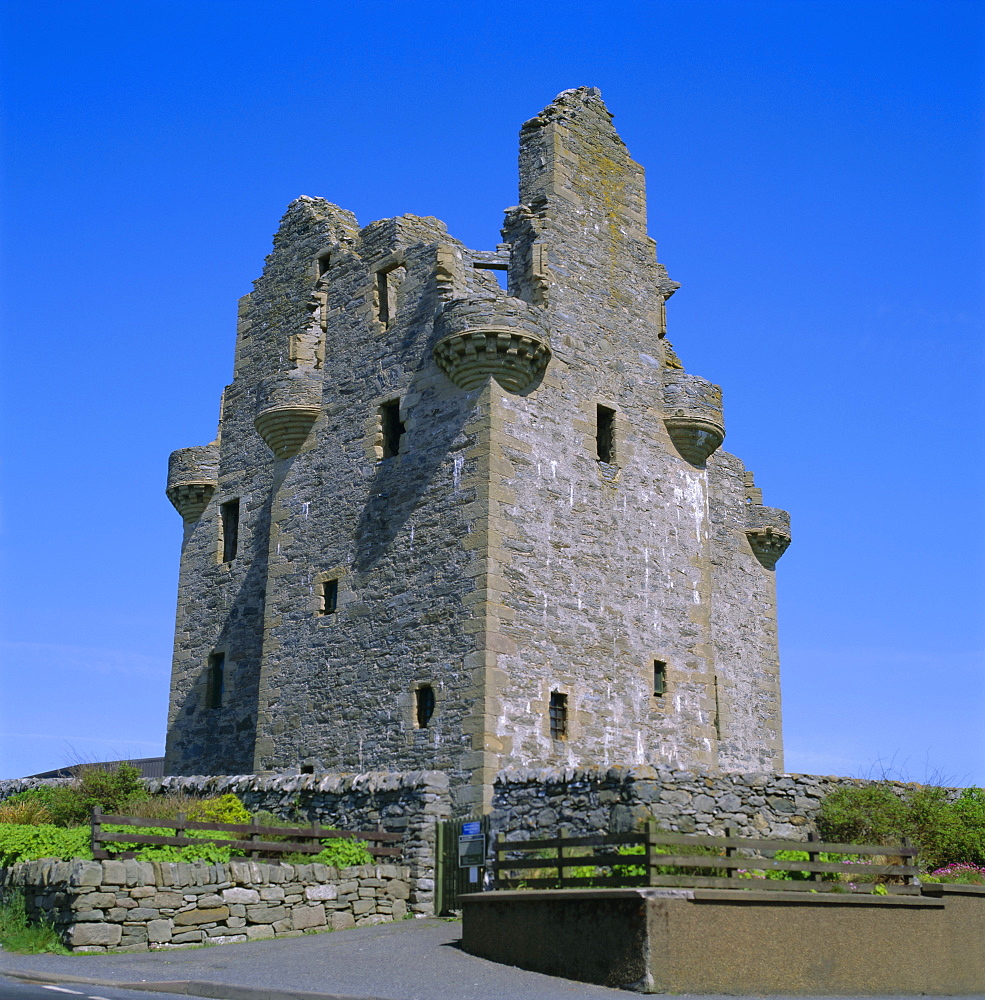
[164,88,791,810]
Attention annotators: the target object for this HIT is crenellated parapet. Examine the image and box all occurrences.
[745,503,792,569]
[166,443,219,521]
[662,371,726,465]
[254,371,322,459]
[433,295,551,394]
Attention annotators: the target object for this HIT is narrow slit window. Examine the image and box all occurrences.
[207,653,225,709]
[220,499,240,563]
[316,252,331,278]
[321,579,338,615]
[549,691,568,740]
[596,405,616,464]
[653,660,667,697]
[375,265,404,328]
[416,685,436,729]
[381,400,405,458]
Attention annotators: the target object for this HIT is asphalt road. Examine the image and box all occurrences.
[0,918,979,1000]
[0,981,194,1000]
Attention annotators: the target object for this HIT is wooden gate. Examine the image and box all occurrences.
[434,814,490,915]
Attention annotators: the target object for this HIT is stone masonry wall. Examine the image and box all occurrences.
[1,858,410,952]
[491,767,965,843]
[0,770,448,915]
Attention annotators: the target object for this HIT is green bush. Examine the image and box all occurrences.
[0,825,92,865]
[283,836,373,869]
[817,782,985,872]
[0,890,68,954]
[0,765,148,828]
[816,784,909,845]
[188,794,251,825]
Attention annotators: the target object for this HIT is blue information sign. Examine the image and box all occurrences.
[461,821,481,836]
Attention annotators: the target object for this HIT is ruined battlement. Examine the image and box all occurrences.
[164,88,789,810]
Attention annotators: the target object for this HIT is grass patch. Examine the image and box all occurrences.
[0,891,68,955]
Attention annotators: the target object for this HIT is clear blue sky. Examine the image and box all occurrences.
[1,0,982,784]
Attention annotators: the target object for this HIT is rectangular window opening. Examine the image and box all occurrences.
[415,684,436,729]
[473,261,509,291]
[381,400,405,458]
[596,405,616,464]
[549,691,568,740]
[316,252,331,278]
[207,653,225,710]
[220,499,240,563]
[321,578,339,615]
[300,764,314,774]
[653,660,667,698]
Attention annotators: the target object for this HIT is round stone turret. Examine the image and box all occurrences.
[254,372,322,459]
[166,443,219,521]
[662,372,725,465]
[433,295,550,394]
[745,504,791,569]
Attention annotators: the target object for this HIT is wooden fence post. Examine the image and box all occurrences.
[250,820,260,859]
[557,828,566,888]
[645,819,658,887]
[90,806,102,859]
[808,829,823,882]
[495,832,505,889]
[901,837,917,885]
[725,826,737,883]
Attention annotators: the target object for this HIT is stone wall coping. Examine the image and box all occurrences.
[0,769,451,802]
[492,767,962,792]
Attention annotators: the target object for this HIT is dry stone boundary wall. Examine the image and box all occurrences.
[1,857,410,952]
[490,767,942,840]
[1,765,968,927]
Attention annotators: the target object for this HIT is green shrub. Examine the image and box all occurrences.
[817,782,985,872]
[0,825,92,865]
[282,836,373,869]
[0,890,68,954]
[0,797,54,825]
[816,784,909,845]
[188,794,251,825]
[0,765,148,828]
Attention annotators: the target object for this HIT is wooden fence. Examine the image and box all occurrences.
[492,823,920,894]
[90,807,402,861]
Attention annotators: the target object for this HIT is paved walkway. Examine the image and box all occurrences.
[0,918,976,999]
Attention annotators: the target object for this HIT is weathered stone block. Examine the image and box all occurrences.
[101,861,127,885]
[69,923,122,947]
[171,930,204,944]
[147,919,173,943]
[246,903,287,923]
[305,884,337,900]
[292,904,325,929]
[246,924,275,941]
[224,887,260,904]
[173,906,229,926]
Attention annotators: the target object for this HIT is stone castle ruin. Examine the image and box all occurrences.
[164,87,791,810]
